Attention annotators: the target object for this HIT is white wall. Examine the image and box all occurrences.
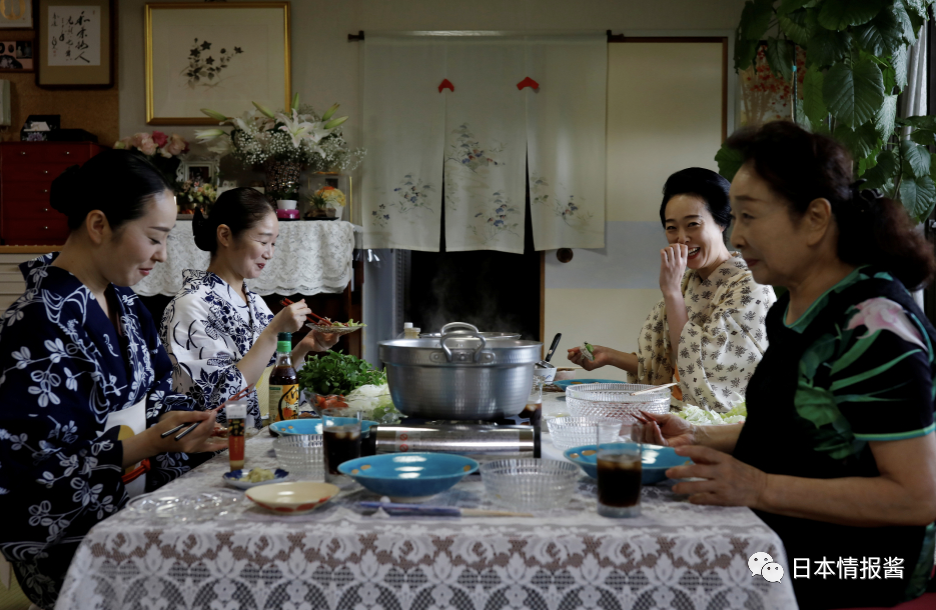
[118,0,746,152]
[117,0,745,366]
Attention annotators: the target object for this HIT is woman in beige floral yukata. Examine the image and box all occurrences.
[569,168,776,412]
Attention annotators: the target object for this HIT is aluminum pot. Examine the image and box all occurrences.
[419,331,522,340]
[379,322,542,420]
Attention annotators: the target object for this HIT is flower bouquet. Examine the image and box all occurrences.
[114,131,189,189]
[177,180,218,214]
[194,95,365,193]
[307,185,346,219]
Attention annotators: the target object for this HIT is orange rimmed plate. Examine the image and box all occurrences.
[245,481,340,514]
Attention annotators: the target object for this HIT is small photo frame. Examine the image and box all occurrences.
[177,156,219,185]
[0,40,32,71]
[184,163,214,184]
[307,172,353,222]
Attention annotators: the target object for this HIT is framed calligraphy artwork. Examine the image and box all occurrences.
[145,3,291,125]
[36,0,114,89]
[0,0,33,29]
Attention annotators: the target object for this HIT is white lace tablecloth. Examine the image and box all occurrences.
[56,429,799,610]
[134,220,356,296]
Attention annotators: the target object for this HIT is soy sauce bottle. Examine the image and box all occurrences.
[268,332,299,435]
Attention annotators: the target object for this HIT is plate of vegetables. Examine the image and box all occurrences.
[223,468,290,490]
[305,319,366,336]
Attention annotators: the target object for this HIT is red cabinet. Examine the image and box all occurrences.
[0,142,105,245]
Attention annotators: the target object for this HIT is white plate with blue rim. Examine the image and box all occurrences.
[223,468,289,490]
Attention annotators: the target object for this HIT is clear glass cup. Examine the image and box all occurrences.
[521,376,544,426]
[596,421,643,518]
[322,415,361,486]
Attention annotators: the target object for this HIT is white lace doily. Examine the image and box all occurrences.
[56,432,799,610]
[134,221,356,296]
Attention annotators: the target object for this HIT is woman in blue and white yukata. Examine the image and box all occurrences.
[0,151,229,610]
[159,188,337,429]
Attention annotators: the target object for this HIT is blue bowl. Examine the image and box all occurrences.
[338,453,479,502]
[271,418,379,436]
[563,443,692,485]
[553,379,625,390]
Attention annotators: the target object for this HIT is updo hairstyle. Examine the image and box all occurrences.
[726,120,936,290]
[192,187,275,255]
[660,167,733,229]
[50,149,172,231]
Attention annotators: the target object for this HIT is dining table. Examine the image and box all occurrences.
[55,393,800,610]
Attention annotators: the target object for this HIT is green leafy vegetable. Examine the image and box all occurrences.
[676,403,747,425]
[297,350,387,396]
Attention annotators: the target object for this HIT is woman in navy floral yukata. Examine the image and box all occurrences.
[159,188,337,429]
[0,150,230,609]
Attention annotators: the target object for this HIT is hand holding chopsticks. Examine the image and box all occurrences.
[160,385,253,441]
[281,297,331,326]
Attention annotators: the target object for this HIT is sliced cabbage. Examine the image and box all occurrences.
[345,383,402,423]
[675,403,746,425]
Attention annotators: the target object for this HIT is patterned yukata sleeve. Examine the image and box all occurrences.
[0,304,126,588]
[676,275,775,412]
[160,294,248,418]
[826,297,935,442]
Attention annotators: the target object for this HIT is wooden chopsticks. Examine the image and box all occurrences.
[280,297,332,325]
[160,384,254,441]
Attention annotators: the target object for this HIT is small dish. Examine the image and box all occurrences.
[338,453,479,502]
[223,468,289,490]
[563,443,692,484]
[553,379,625,390]
[245,481,340,514]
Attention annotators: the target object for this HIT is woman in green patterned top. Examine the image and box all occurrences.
[638,121,936,609]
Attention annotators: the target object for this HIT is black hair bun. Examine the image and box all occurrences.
[191,206,217,252]
[50,165,86,218]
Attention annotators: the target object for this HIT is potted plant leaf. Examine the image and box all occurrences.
[718,0,936,222]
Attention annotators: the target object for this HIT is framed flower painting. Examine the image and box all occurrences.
[145,2,291,125]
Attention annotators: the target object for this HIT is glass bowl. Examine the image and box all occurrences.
[126,489,241,522]
[273,434,324,477]
[547,416,622,450]
[480,458,580,511]
[566,383,670,423]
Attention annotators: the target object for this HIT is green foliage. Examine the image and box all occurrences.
[297,350,387,396]
[823,59,884,128]
[899,174,936,221]
[854,8,904,56]
[767,38,796,80]
[723,0,936,222]
[779,9,815,44]
[872,94,898,140]
[715,145,746,182]
[817,0,886,31]
[901,139,931,177]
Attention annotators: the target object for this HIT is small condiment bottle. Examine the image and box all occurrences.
[227,399,247,472]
